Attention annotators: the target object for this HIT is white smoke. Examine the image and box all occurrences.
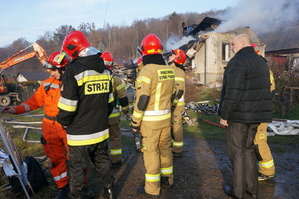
[216,0,299,34]
[165,33,195,51]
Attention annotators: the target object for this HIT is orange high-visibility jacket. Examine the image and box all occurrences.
[15,77,61,116]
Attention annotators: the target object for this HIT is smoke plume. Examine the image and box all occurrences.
[165,33,194,51]
[216,0,299,34]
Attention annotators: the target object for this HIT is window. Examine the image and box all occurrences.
[222,43,230,61]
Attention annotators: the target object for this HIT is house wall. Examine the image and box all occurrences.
[192,32,232,84]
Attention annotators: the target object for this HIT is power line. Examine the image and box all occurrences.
[103,0,109,29]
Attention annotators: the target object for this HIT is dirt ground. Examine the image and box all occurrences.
[84,131,299,199]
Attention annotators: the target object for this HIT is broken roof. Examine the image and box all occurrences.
[17,71,49,81]
[259,25,299,51]
[186,17,222,36]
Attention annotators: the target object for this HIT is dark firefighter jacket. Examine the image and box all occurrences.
[219,46,272,123]
[57,54,114,146]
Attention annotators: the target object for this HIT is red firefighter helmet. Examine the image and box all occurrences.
[100,51,114,69]
[140,34,163,56]
[172,49,187,65]
[251,42,261,55]
[61,31,92,59]
[43,51,69,69]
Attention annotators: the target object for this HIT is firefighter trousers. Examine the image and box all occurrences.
[42,118,69,188]
[108,116,122,163]
[254,123,275,176]
[171,109,183,153]
[140,123,173,196]
[225,122,258,198]
[68,140,114,198]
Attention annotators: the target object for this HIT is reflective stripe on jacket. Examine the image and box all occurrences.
[171,63,186,111]
[15,77,60,117]
[57,55,114,146]
[132,63,175,128]
[109,76,128,119]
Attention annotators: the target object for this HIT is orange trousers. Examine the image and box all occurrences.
[42,118,69,188]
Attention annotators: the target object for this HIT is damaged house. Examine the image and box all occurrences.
[180,17,266,85]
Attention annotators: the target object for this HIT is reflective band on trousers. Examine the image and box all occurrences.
[145,173,160,182]
[109,108,121,118]
[178,96,184,102]
[259,159,274,168]
[161,166,173,175]
[67,129,109,146]
[109,111,121,118]
[110,149,122,155]
[172,141,183,147]
[53,171,67,181]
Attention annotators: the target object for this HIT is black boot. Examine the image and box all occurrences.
[102,183,114,199]
[55,184,69,199]
[161,177,173,189]
[137,185,159,198]
[83,185,95,199]
[222,185,244,199]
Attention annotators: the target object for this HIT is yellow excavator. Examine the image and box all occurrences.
[0,43,48,106]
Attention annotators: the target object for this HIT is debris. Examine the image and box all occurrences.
[268,120,299,136]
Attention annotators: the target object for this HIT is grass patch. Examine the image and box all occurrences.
[186,111,226,140]
[184,108,299,145]
[1,108,44,160]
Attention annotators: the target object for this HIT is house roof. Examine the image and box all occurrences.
[259,25,299,51]
[18,71,49,81]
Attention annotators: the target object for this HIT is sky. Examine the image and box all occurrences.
[1,0,298,48]
[0,0,239,48]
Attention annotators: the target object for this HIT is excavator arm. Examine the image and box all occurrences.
[0,43,48,74]
[0,43,48,106]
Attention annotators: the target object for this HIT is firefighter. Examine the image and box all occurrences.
[254,69,276,181]
[3,51,72,199]
[57,31,115,199]
[131,33,175,197]
[133,56,144,89]
[251,43,276,181]
[167,49,187,157]
[101,51,129,168]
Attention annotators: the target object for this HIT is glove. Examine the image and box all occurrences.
[131,125,140,134]
[2,106,17,114]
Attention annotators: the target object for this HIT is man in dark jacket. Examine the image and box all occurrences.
[57,31,115,199]
[219,34,272,199]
